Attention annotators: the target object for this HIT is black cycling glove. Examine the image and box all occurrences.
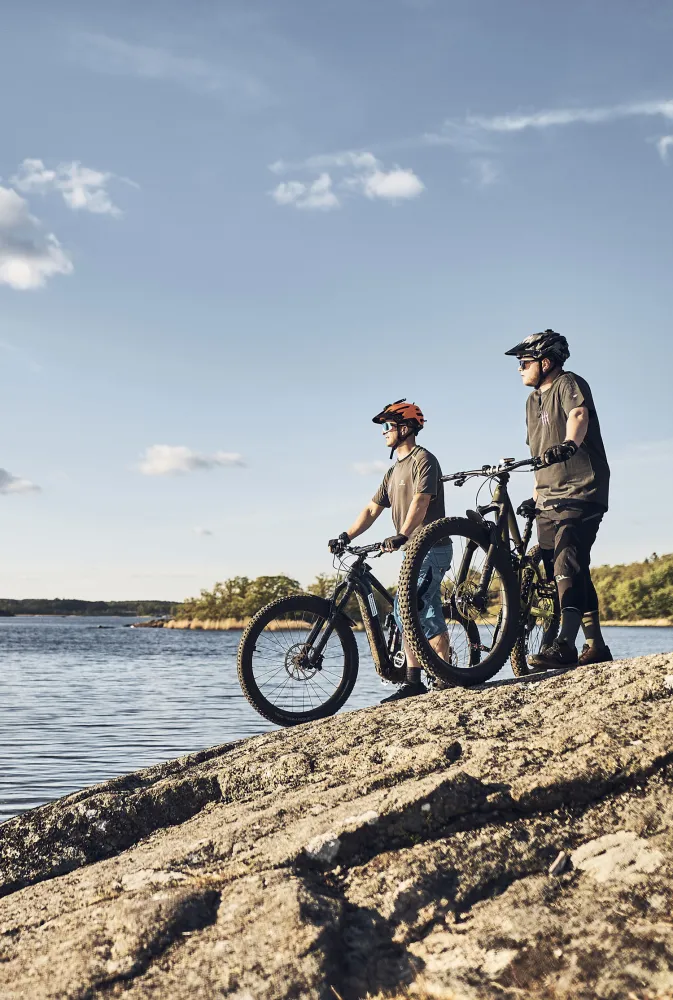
[544,440,578,466]
[382,533,408,552]
[328,532,350,554]
[516,497,537,519]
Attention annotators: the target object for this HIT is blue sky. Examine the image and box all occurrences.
[1,0,672,600]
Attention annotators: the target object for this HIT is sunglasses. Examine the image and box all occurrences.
[518,358,539,370]
[382,422,398,432]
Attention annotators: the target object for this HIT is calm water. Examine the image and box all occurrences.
[1,617,672,823]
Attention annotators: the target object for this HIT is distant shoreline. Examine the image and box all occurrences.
[160,617,673,631]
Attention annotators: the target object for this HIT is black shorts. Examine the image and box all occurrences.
[536,501,604,611]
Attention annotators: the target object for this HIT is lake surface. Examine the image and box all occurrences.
[1,617,672,823]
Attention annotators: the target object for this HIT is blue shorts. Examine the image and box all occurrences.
[394,542,453,641]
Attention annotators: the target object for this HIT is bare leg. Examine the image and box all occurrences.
[402,629,450,676]
[429,630,450,662]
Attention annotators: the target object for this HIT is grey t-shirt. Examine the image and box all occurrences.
[373,446,445,536]
[526,371,610,510]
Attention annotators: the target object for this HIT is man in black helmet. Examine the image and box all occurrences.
[506,330,612,670]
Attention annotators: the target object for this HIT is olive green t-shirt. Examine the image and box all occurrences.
[526,371,610,510]
[372,446,445,536]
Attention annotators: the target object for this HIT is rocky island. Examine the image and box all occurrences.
[1,653,672,999]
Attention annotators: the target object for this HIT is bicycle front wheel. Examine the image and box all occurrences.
[510,545,560,677]
[397,517,519,686]
[237,594,359,726]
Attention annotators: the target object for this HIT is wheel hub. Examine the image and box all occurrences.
[285,643,322,679]
[454,581,487,620]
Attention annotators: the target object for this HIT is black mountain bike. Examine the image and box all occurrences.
[237,541,477,727]
[397,456,560,687]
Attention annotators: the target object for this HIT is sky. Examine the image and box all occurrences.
[1,0,672,600]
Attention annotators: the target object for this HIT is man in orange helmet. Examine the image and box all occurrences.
[328,400,451,701]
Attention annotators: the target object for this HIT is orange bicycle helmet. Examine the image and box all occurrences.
[372,398,425,433]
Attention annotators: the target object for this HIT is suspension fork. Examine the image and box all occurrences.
[304,580,355,664]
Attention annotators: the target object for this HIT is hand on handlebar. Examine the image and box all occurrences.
[381,533,408,553]
[328,531,350,554]
[516,497,538,519]
[543,440,578,466]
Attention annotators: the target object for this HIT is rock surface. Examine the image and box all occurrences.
[1,653,672,999]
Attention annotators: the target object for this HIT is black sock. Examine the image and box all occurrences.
[582,610,605,647]
[406,666,422,685]
[558,608,582,647]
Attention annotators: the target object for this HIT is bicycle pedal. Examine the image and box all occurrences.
[393,650,406,669]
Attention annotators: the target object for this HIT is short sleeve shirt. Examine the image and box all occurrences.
[526,371,610,510]
[372,446,445,536]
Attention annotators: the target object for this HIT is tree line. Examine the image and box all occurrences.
[2,553,669,621]
[180,554,673,623]
[592,553,673,620]
[0,599,178,617]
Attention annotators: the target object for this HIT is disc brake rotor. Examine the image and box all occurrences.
[454,581,484,621]
[284,642,321,680]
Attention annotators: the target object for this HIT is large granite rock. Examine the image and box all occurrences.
[1,654,672,999]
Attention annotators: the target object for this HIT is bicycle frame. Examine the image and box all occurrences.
[446,459,538,619]
[302,551,398,674]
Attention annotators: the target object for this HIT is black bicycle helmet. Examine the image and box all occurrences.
[505,329,570,366]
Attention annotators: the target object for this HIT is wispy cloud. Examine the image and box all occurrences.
[270,152,424,211]
[466,158,499,188]
[0,186,73,290]
[193,526,214,537]
[465,98,673,133]
[72,32,272,108]
[272,173,340,211]
[656,136,673,162]
[138,445,245,476]
[11,159,125,217]
[353,460,390,476]
[269,151,379,175]
[0,468,41,494]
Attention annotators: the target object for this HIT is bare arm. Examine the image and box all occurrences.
[399,494,432,538]
[565,405,589,448]
[346,502,385,541]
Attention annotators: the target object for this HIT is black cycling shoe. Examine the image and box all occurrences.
[381,681,428,703]
[578,643,613,665]
[527,639,579,671]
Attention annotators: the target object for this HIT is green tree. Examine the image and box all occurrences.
[243,575,301,616]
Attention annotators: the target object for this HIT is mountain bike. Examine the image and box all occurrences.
[397,456,560,687]
[237,541,479,727]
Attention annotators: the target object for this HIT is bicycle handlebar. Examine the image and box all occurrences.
[441,455,543,484]
[347,542,384,555]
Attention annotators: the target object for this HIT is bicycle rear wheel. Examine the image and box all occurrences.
[510,545,560,677]
[237,594,358,727]
[397,517,519,686]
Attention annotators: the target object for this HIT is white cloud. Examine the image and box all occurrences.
[466,98,673,133]
[0,186,73,290]
[0,468,41,494]
[357,167,424,201]
[656,135,673,162]
[138,445,245,476]
[73,32,271,108]
[12,159,123,216]
[193,526,214,536]
[353,460,390,476]
[271,173,339,211]
[270,151,424,210]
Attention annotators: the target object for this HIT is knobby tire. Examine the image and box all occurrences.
[237,594,359,727]
[510,545,561,677]
[397,517,519,686]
